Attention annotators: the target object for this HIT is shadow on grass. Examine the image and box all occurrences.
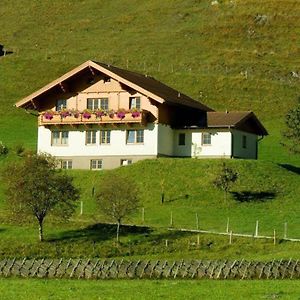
[231,191,276,203]
[166,194,190,203]
[279,163,300,175]
[0,45,13,57]
[47,223,152,243]
[150,230,189,241]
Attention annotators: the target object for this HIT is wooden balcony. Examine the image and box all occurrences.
[39,110,148,127]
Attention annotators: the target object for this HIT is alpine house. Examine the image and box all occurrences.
[15,60,268,170]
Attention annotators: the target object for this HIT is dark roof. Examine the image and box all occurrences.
[207,111,268,136]
[207,111,250,127]
[16,60,214,111]
[94,61,213,112]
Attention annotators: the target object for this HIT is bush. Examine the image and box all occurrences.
[14,143,25,156]
[0,141,9,156]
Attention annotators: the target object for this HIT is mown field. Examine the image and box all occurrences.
[0,279,300,300]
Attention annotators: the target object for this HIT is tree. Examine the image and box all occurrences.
[213,162,238,202]
[95,174,140,243]
[2,153,80,241]
[282,100,300,153]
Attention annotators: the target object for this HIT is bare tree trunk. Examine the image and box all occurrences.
[116,221,120,243]
[38,219,44,242]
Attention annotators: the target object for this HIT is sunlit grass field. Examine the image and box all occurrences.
[0,0,299,263]
[0,157,300,260]
[0,278,300,300]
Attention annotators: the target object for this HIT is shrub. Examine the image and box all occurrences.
[0,141,9,156]
[15,144,25,156]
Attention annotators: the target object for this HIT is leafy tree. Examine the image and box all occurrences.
[282,100,300,153]
[213,162,238,202]
[2,153,80,241]
[96,174,140,243]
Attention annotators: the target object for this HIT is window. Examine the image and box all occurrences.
[52,131,69,146]
[126,129,144,144]
[202,132,211,145]
[87,98,109,110]
[86,130,97,145]
[100,130,111,144]
[61,160,72,169]
[121,159,132,166]
[129,97,141,109]
[242,135,247,149]
[56,99,67,111]
[178,133,186,146]
[90,159,103,170]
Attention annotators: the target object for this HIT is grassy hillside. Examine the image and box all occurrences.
[0,157,300,260]
[0,0,300,164]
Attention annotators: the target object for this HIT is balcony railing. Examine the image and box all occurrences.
[39,110,148,126]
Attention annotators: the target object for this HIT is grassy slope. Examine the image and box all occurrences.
[0,0,299,163]
[0,158,299,260]
[0,0,300,260]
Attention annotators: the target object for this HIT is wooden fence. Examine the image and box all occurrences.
[0,258,300,280]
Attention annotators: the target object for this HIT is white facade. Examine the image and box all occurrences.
[231,129,258,159]
[38,124,158,157]
[173,130,232,158]
[157,124,174,156]
[38,124,258,169]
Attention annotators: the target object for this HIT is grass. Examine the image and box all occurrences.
[0,0,300,162]
[0,278,300,300]
[0,0,300,262]
[0,157,299,260]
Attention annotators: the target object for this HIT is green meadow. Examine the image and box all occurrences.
[1,279,300,300]
[0,0,300,261]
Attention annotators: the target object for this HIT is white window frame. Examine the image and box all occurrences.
[202,132,212,146]
[129,96,141,109]
[61,160,72,169]
[126,129,144,144]
[90,159,103,170]
[86,130,97,145]
[51,131,69,146]
[100,130,111,144]
[87,98,109,110]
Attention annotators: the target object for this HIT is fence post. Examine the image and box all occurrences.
[170,212,173,227]
[80,201,83,215]
[273,229,276,245]
[229,230,233,245]
[226,217,230,233]
[142,207,145,223]
[196,213,199,230]
[197,234,200,246]
[165,240,168,247]
[255,220,259,237]
[284,222,287,239]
